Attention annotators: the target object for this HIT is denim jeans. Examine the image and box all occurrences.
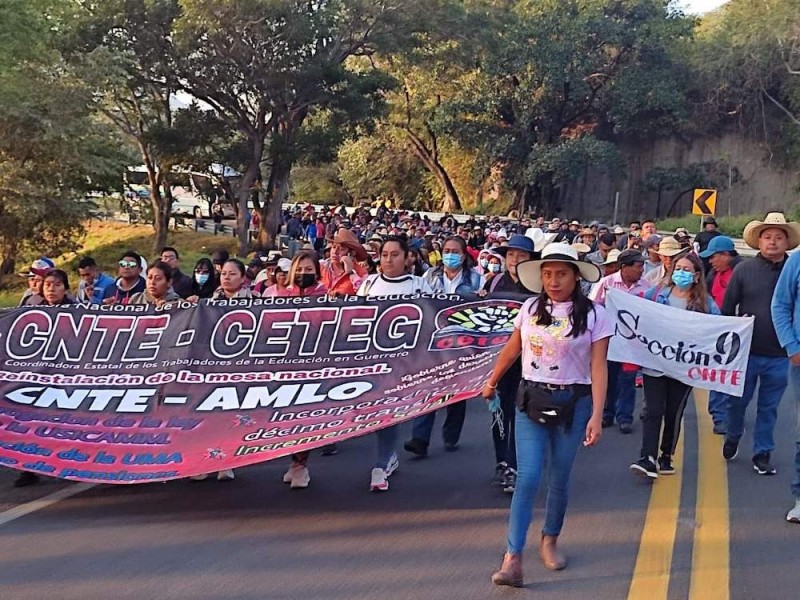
[506,393,592,554]
[604,361,636,425]
[788,367,800,499]
[708,390,729,426]
[410,402,467,446]
[376,425,398,469]
[727,355,789,455]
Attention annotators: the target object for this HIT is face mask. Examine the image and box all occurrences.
[296,273,317,289]
[671,270,694,289]
[195,273,210,286]
[488,263,501,273]
[479,258,489,269]
[442,253,464,269]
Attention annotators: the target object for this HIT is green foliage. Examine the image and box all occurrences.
[658,213,761,237]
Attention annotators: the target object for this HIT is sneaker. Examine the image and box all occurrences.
[13,472,40,488]
[283,462,303,483]
[619,423,633,434]
[289,465,310,489]
[712,422,727,435]
[502,468,517,494]
[321,443,338,456]
[217,469,235,481]
[752,453,776,476]
[403,438,428,457]
[370,468,389,492]
[492,462,508,486]
[658,455,675,475]
[385,453,399,477]
[444,441,460,452]
[630,456,658,480]
[190,473,209,481]
[722,438,739,461]
[786,499,800,524]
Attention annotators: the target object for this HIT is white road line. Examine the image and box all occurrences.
[0,483,95,527]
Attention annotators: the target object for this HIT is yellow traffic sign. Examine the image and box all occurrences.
[692,189,717,216]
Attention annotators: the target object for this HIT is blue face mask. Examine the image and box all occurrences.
[479,258,489,269]
[671,270,694,289]
[488,263,501,273]
[195,273,210,286]
[442,253,464,269]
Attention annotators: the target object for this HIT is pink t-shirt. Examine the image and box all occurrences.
[513,298,614,385]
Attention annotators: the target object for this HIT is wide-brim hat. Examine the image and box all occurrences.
[571,242,592,254]
[327,228,368,261]
[524,228,555,253]
[603,249,622,265]
[742,212,800,250]
[657,237,688,257]
[495,233,536,256]
[517,243,602,293]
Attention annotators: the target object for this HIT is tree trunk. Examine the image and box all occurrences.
[236,136,264,255]
[145,168,169,255]
[258,156,291,250]
[404,129,462,212]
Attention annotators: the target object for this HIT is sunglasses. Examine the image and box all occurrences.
[119,260,138,268]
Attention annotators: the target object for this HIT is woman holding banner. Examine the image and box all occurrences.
[481,243,610,588]
[630,253,721,480]
[212,259,254,300]
[358,236,433,492]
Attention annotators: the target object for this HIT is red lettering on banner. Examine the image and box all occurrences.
[687,367,741,386]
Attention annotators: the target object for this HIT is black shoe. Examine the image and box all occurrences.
[320,443,338,456]
[444,442,459,452]
[753,452,776,475]
[492,462,508,486]
[502,468,516,494]
[403,438,428,457]
[639,408,649,422]
[658,455,675,475]
[13,472,40,488]
[630,456,658,480]
[712,422,727,435]
[722,438,739,461]
[619,423,633,434]
[601,417,614,429]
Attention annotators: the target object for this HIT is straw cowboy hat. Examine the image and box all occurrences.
[602,248,622,265]
[742,212,800,250]
[327,228,368,261]
[517,243,602,293]
[656,237,688,257]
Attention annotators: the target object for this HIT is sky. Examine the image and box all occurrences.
[682,0,730,14]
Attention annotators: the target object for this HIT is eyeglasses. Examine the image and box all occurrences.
[119,260,138,268]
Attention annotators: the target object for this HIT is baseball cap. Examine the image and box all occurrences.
[275,258,292,273]
[618,249,646,266]
[699,236,735,258]
[26,257,55,277]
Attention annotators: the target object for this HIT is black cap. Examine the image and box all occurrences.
[704,216,717,225]
[618,249,645,266]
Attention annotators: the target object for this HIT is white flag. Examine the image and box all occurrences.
[605,289,754,395]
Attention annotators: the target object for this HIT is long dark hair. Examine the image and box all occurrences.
[531,263,595,338]
[666,253,712,313]
[192,257,217,298]
[439,235,476,272]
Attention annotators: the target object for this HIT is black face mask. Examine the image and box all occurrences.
[296,273,317,289]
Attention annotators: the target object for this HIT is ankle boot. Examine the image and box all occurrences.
[491,552,523,587]
[540,534,567,570]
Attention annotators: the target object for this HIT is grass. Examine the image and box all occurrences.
[658,213,764,237]
[0,219,241,307]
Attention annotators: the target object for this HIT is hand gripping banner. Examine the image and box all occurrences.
[605,289,754,395]
[0,293,523,483]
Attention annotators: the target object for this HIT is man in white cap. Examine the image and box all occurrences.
[732,215,800,489]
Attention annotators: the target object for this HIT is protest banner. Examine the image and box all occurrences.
[605,289,754,395]
[0,293,522,483]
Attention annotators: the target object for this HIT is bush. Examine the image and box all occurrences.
[657,213,763,237]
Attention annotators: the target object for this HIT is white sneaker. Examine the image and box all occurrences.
[385,453,399,477]
[370,468,389,492]
[289,465,310,489]
[282,464,295,483]
[786,499,800,524]
[190,473,209,481]
[217,469,235,481]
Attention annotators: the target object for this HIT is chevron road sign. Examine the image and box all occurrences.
[692,189,717,216]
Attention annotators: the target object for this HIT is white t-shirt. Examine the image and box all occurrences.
[356,274,434,297]
[514,298,614,385]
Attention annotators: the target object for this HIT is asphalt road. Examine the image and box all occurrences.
[0,387,797,600]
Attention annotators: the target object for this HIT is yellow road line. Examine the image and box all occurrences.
[689,389,730,600]
[627,435,684,600]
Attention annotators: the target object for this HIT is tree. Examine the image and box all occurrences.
[173,0,435,252]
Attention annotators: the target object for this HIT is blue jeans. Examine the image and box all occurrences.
[709,390,729,426]
[507,393,592,554]
[788,367,800,499]
[410,402,467,446]
[604,361,635,425]
[727,355,789,455]
[376,425,398,469]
